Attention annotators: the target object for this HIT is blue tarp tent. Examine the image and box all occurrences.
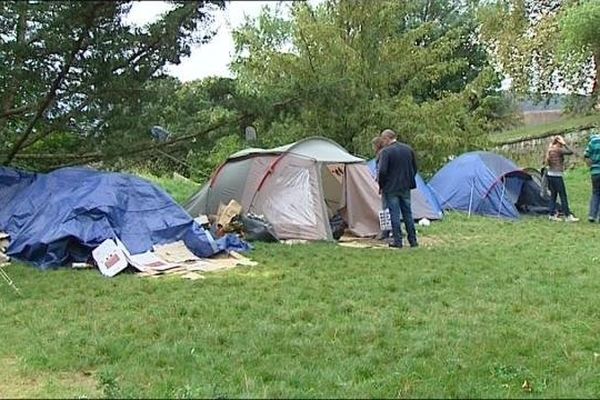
[428,151,541,219]
[0,167,247,269]
[366,159,443,220]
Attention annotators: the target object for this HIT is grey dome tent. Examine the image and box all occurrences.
[185,137,438,241]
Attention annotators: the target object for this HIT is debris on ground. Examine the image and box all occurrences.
[194,215,210,229]
[0,235,20,294]
[217,199,243,229]
[88,236,257,280]
[282,239,309,245]
[418,218,431,227]
[198,199,279,244]
[329,212,347,240]
[238,213,278,242]
[71,262,93,269]
[0,231,9,249]
[522,380,533,393]
[0,232,9,264]
[337,233,443,249]
[338,235,391,250]
[135,250,257,280]
[92,239,130,277]
[153,240,200,264]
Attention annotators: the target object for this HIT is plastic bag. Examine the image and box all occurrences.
[329,213,347,241]
[239,214,279,242]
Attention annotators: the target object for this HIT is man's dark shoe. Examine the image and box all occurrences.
[389,243,403,249]
[410,242,419,248]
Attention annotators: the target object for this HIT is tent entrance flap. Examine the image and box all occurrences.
[251,157,330,241]
[321,163,344,219]
[344,164,381,237]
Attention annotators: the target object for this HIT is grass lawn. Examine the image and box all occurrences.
[135,171,200,204]
[491,114,600,145]
[3,168,600,398]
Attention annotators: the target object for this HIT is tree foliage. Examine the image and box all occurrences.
[478,0,600,105]
[0,0,224,168]
[229,0,510,173]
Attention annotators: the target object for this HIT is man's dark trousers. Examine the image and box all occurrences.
[384,190,417,247]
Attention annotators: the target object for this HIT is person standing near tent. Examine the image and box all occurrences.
[378,129,419,248]
[372,136,391,240]
[584,131,600,222]
[544,135,579,222]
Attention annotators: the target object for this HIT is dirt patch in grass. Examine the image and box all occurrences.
[0,356,100,399]
[338,234,446,249]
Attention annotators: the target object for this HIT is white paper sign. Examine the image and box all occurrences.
[378,209,392,231]
[92,239,129,277]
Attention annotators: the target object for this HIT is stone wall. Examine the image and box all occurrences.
[497,129,592,155]
[495,128,595,168]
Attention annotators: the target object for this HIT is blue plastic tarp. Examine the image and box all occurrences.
[0,167,249,269]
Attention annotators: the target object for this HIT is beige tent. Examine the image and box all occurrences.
[185,137,440,240]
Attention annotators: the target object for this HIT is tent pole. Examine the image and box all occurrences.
[468,179,474,218]
[497,178,506,218]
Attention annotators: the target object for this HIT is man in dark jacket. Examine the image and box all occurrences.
[378,129,418,248]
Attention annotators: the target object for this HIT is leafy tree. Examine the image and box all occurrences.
[231,0,507,172]
[0,1,224,168]
[559,1,600,101]
[121,75,259,180]
[478,0,600,107]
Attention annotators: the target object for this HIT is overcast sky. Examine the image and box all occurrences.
[125,1,311,82]
[124,1,563,93]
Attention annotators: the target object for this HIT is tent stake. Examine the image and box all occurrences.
[0,264,21,296]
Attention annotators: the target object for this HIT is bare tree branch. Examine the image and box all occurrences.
[51,114,247,169]
[20,95,97,151]
[0,105,34,120]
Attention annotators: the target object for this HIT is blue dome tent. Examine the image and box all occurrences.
[366,159,443,221]
[428,151,551,219]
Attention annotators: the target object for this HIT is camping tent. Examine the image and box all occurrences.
[0,167,246,269]
[518,167,553,214]
[185,137,421,240]
[428,151,551,219]
[366,159,443,221]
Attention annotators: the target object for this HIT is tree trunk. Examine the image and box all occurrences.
[0,2,28,130]
[594,50,600,111]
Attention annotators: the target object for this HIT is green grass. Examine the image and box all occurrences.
[3,169,600,397]
[136,171,200,204]
[491,114,600,144]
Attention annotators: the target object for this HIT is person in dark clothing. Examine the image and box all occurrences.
[584,132,600,222]
[372,136,391,240]
[378,129,418,248]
